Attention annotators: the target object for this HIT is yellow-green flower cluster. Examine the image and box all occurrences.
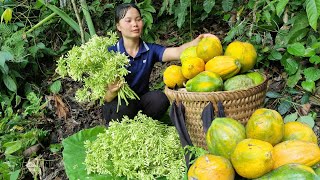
[56,32,139,105]
[84,112,186,180]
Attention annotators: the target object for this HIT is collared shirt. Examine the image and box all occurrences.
[108,38,166,96]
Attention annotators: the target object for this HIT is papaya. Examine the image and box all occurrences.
[188,154,235,180]
[206,117,246,160]
[231,138,274,179]
[223,74,255,91]
[181,57,205,79]
[196,36,223,62]
[246,108,284,146]
[180,46,198,64]
[185,71,223,92]
[246,71,265,85]
[205,56,241,80]
[283,121,318,144]
[255,163,319,180]
[163,65,187,88]
[273,140,320,169]
[225,41,257,73]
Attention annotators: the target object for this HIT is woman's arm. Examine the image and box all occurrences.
[162,33,218,62]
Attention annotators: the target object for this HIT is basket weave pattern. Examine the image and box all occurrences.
[165,77,268,149]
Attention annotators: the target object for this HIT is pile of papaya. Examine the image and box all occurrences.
[163,36,265,92]
[188,108,320,180]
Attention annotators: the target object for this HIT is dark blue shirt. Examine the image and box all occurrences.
[108,38,166,96]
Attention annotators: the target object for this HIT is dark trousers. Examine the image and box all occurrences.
[102,90,170,125]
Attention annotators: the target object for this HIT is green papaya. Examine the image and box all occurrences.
[186,71,223,92]
[255,163,320,180]
[246,71,265,85]
[224,74,255,91]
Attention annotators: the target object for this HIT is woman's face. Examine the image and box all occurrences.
[117,7,143,39]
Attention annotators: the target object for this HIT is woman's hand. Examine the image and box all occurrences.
[104,80,123,102]
[193,33,219,45]
[162,33,218,62]
[108,80,123,93]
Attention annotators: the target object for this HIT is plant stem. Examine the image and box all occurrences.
[80,0,96,36]
[71,0,85,44]
[26,12,56,34]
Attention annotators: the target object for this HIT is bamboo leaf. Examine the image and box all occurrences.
[306,0,319,30]
[80,0,96,36]
[37,0,90,40]
[276,0,289,17]
[316,0,320,17]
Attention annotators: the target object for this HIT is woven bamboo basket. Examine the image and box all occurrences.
[164,74,268,149]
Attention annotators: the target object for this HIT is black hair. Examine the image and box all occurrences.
[115,3,141,24]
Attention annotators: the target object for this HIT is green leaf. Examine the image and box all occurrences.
[0,55,5,69]
[3,74,17,92]
[175,0,190,28]
[203,0,215,13]
[49,144,63,153]
[284,112,298,123]
[311,42,320,49]
[300,93,310,104]
[297,116,315,128]
[3,141,22,155]
[15,95,21,108]
[301,80,315,92]
[276,0,289,17]
[222,0,233,12]
[306,0,319,30]
[278,99,292,115]
[287,43,305,56]
[304,67,320,81]
[62,126,123,180]
[304,47,316,57]
[0,51,14,61]
[284,58,299,75]
[287,71,301,88]
[310,55,320,64]
[262,10,272,23]
[28,43,46,58]
[143,12,153,24]
[266,91,282,98]
[49,80,61,94]
[267,49,282,60]
[285,13,309,44]
[9,169,20,180]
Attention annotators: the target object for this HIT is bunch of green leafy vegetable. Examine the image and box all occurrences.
[56,32,139,106]
[83,112,186,180]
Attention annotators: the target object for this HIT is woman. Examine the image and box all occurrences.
[103,3,216,124]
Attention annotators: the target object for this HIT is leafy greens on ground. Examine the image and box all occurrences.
[56,32,139,107]
[83,112,186,180]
